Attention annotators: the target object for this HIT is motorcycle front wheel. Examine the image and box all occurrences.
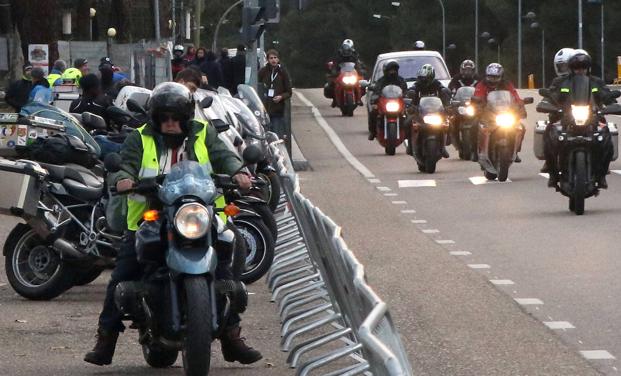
[573,151,587,215]
[182,276,212,376]
[235,217,275,284]
[497,146,512,182]
[424,139,438,174]
[143,343,179,368]
[385,125,397,156]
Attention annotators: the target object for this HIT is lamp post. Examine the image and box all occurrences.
[107,27,116,57]
[518,9,536,88]
[531,22,546,87]
[436,0,446,59]
[213,0,243,51]
[475,0,479,71]
[89,8,96,41]
[578,0,583,49]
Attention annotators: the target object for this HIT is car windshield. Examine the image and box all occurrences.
[159,160,217,205]
[419,97,444,115]
[486,91,514,112]
[374,55,450,82]
[381,85,403,99]
[454,87,475,102]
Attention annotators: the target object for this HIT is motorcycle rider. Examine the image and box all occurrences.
[448,60,479,93]
[406,64,451,157]
[84,82,262,367]
[367,60,408,140]
[543,50,616,189]
[171,44,187,79]
[327,39,366,107]
[472,63,526,163]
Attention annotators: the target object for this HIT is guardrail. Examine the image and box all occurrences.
[267,140,413,375]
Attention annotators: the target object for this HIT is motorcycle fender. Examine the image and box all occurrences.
[235,196,268,205]
[49,182,68,196]
[166,245,217,275]
[233,208,263,219]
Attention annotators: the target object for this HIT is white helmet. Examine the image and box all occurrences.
[573,48,590,57]
[414,40,426,50]
[173,44,185,53]
[342,39,354,49]
[554,48,574,77]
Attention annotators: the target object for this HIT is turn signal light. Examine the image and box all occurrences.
[223,204,240,217]
[143,210,160,222]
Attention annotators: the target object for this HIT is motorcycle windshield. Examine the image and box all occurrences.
[195,89,235,126]
[228,98,265,138]
[20,102,101,155]
[381,85,403,99]
[339,62,356,73]
[419,97,444,115]
[486,91,514,112]
[159,161,217,206]
[236,84,270,127]
[454,87,475,102]
[570,75,592,105]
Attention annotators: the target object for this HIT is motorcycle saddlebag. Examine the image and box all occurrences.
[533,121,547,160]
[609,123,619,161]
[0,158,46,217]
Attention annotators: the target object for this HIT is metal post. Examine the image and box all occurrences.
[517,0,522,88]
[244,0,259,89]
[475,0,479,71]
[212,0,243,52]
[542,28,545,87]
[194,0,202,47]
[437,0,446,59]
[89,19,93,41]
[497,43,500,64]
[601,0,605,79]
[154,0,161,42]
[172,0,176,41]
[578,0,583,49]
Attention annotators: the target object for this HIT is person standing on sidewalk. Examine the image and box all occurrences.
[258,49,292,139]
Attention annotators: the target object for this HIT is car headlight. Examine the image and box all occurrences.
[495,113,516,128]
[174,203,211,239]
[385,100,401,113]
[423,114,444,126]
[571,105,590,126]
[342,75,358,86]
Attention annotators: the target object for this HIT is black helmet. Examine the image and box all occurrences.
[417,64,435,85]
[460,60,475,78]
[383,60,399,74]
[568,50,592,72]
[148,82,195,133]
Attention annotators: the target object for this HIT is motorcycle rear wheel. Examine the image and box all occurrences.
[235,217,275,284]
[182,276,212,376]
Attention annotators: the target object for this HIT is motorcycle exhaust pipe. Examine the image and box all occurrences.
[53,238,86,259]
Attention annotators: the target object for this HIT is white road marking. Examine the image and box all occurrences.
[611,170,621,176]
[398,179,437,188]
[422,229,440,234]
[469,176,512,185]
[490,279,515,285]
[539,173,550,179]
[368,178,381,184]
[377,186,391,192]
[436,240,455,244]
[391,201,407,205]
[514,298,544,305]
[295,91,375,179]
[543,321,575,330]
[400,209,416,214]
[384,193,398,197]
[580,350,616,360]
[411,220,427,224]
[450,251,472,256]
[468,264,491,269]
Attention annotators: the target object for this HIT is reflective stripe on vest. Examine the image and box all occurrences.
[126,122,224,230]
[47,73,61,87]
[560,88,570,93]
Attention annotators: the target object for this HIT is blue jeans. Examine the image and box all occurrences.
[269,115,287,140]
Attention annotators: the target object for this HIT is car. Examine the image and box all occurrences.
[365,50,451,120]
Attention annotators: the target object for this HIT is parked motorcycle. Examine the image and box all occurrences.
[537,76,621,215]
[449,86,478,161]
[477,91,533,182]
[409,97,449,173]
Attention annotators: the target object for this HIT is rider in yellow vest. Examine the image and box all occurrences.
[85,82,262,367]
[46,59,66,87]
[60,58,89,86]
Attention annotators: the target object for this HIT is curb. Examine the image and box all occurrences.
[291,135,309,171]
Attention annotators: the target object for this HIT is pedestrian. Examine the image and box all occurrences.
[230,44,247,95]
[190,47,207,69]
[184,45,196,64]
[200,50,224,89]
[28,67,53,104]
[219,48,233,91]
[258,49,292,139]
[5,62,33,112]
[47,59,67,87]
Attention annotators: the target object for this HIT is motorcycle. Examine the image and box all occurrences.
[105,147,260,376]
[449,86,478,161]
[409,97,449,173]
[332,62,362,117]
[477,91,533,182]
[368,84,406,155]
[537,76,621,215]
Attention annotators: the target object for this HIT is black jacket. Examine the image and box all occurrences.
[230,54,246,95]
[200,59,224,89]
[549,74,616,109]
[5,78,32,112]
[374,74,408,94]
[69,94,114,126]
[407,80,450,106]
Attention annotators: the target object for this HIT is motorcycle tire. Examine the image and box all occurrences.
[234,217,275,285]
[261,171,282,213]
[484,171,497,181]
[72,265,105,286]
[143,344,179,368]
[417,163,426,173]
[4,224,75,300]
[182,276,212,376]
[424,139,438,174]
[385,125,397,156]
[497,146,511,182]
[573,151,587,215]
[251,202,278,241]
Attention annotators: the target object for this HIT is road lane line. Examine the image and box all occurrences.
[295,91,375,179]
[539,173,550,179]
[469,176,512,185]
[398,179,437,188]
[580,350,616,360]
[514,298,544,305]
[450,251,472,256]
[611,170,621,176]
[400,209,416,214]
[391,201,407,205]
[384,193,398,197]
[368,178,381,183]
[490,279,515,285]
[436,240,455,244]
[377,186,391,192]
[411,220,427,224]
[543,321,575,330]
[422,229,440,234]
[468,264,491,269]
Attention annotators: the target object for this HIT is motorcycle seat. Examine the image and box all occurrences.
[40,163,104,201]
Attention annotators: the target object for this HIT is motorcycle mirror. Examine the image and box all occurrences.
[211,119,230,133]
[523,97,534,105]
[199,96,214,109]
[233,136,244,147]
[600,103,621,115]
[81,112,107,130]
[107,106,136,120]
[242,144,264,165]
[104,153,123,173]
[126,98,147,115]
[359,80,370,89]
[536,101,559,114]
[538,88,551,98]
[326,61,334,71]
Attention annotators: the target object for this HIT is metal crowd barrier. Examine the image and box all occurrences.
[267,140,413,376]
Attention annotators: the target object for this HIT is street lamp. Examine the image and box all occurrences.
[531,21,546,87]
[517,5,537,88]
[107,27,116,57]
[372,14,392,20]
[481,32,500,64]
[89,8,96,41]
[436,0,446,59]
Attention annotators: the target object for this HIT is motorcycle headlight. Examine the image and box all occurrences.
[385,100,401,113]
[423,114,444,126]
[342,75,358,86]
[571,105,590,126]
[495,113,516,128]
[174,203,211,240]
[465,105,476,117]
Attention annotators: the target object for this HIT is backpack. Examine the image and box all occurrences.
[27,134,98,168]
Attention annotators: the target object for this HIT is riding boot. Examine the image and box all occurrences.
[220,326,263,364]
[540,161,550,173]
[84,328,119,366]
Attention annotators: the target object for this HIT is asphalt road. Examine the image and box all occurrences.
[292,87,621,375]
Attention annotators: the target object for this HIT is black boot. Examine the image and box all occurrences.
[441,146,450,159]
[598,175,608,189]
[548,173,559,188]
[331,98,337,108]
[540,161,550,173]
[368,132,376,141]
[220,326,262,364]
[84,328,119,366]
[514,154,522,163]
